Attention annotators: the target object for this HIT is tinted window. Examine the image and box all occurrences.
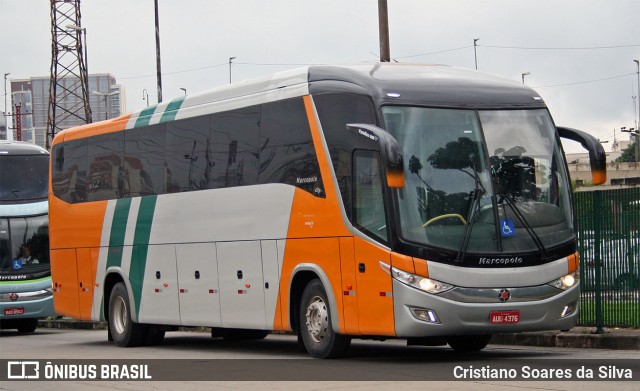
[0,215,50,276]
[313,94,377,218]
[166,116,213,192]
[353,150,387,243]
[210,107,260,188]
[260,98,324,197]
[51,138,88,203]
[0,155,49,201]
[124,125,166,196]
[87,132,124,201]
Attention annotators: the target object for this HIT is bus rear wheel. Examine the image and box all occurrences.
[299,279,350,358]
[109,282,147,347]
[446,334,492,352]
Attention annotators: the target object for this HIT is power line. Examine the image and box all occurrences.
[479,44,640,50]
[394,45,473,59]
[119,62,228,80]
[532,72,636,88]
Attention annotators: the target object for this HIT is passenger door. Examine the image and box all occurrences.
[352,150,395,336]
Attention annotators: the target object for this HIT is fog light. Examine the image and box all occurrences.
[561,301,578,318]
[411,307,440,324]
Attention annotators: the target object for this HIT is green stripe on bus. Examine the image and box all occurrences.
[160,97,185,123]
[106,198,132,269]
[129,195,157,317]
[134,105,158,128]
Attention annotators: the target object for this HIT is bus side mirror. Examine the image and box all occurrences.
[557,126,606,185]
[346,123,405,188]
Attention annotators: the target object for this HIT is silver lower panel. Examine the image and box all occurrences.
[393,279,579,337]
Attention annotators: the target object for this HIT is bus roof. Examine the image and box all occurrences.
[54,63,547,144]
[0,141,49,155]
[307,64,547,109]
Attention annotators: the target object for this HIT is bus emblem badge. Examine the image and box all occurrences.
[10,293,19,301]
[498,289,511,302]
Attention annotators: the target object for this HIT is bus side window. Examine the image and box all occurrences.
[353,150,388,243]
[210,107,260,189]
[87,132,124,201]
[65,139,88,203]
[124,124,166,197]
[260,98,324,197]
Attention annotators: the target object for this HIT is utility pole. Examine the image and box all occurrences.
[47,0,92,149]
[378,0,390,62]
[154,0,163,103]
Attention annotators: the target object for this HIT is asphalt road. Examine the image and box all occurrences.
[0,328,638,390]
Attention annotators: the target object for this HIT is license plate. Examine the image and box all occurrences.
[4,307,25,316]
[490,311,520,324]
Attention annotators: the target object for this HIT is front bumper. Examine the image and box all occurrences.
[0,278,57,320]
[393,279,579,337]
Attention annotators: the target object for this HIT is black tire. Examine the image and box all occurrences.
[299,279,350,358]
[446,334,492,352]
[17,318,38,333]
[108,282,147,347]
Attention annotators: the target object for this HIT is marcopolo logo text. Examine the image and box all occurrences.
[478,257,523,265]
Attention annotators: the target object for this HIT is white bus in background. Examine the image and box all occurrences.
[0,141,55,332]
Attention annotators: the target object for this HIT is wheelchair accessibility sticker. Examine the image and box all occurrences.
[500,219,515,237]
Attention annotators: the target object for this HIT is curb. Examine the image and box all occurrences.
[38,319,640,350]
[491,330,640,350]
[39,318,107,330]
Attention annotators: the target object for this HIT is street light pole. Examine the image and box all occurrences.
[229,57,236,84]
[634,60,639,131]
[180,88,187,97]
[620,126,639,162]
[522,72,531,83]
[92,91,120,121]
[3,72,9,141]
[142,89,149,107]
[473,38,479,70]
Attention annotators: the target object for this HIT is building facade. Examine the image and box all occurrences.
[566,138,640,190]
[7,74,125,148]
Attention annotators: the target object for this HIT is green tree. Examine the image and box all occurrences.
[615,140,638,162]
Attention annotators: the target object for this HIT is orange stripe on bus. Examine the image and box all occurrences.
[55,114,132,143]
[567,252,579,274]
[413,257,429,278]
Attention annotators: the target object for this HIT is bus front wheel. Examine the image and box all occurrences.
[299,279,350,358]
[17,318,38,333]
[108,282,147,347]
[446,334,492,352]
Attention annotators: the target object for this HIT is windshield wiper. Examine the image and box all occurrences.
[499,194,550,261]
[454,167,485,264]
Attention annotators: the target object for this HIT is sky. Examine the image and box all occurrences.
[1,0,639,153]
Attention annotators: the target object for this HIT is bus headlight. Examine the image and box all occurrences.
[548,270,580,290]
[380,262,453,294]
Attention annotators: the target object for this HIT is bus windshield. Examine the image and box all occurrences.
[383,107,573,254]
[0,154,49,201]
[0,214,50,278]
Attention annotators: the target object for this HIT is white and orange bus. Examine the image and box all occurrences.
[49,64,605,358]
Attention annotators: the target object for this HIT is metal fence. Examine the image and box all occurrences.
[574,187,640,328]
